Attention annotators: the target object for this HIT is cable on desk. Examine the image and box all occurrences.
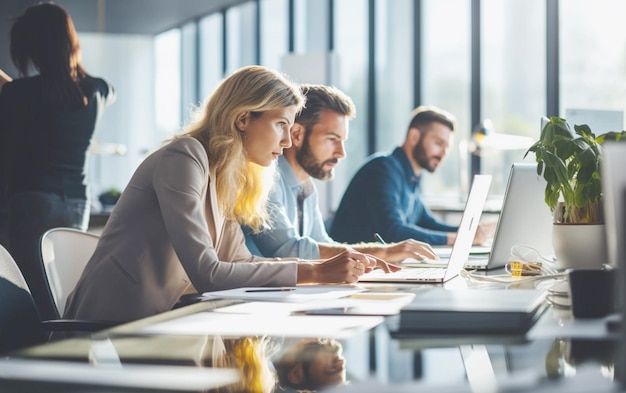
[460,268,566,284]
[460,243,567,284]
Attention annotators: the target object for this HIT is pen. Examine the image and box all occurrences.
[374,233,386,244]
[245,288,295,293]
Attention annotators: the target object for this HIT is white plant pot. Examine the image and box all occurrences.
[552,224,608,270]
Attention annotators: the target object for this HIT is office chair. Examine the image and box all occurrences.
[39,227,99,319]
[0,245,115,354]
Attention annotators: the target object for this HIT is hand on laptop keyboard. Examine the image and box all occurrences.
[400,257,447,268]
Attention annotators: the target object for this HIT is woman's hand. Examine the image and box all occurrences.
[297,249,401,284]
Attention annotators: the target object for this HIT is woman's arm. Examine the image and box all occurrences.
[0,69,12,91]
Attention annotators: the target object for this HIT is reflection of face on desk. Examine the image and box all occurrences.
[274,338,346,391]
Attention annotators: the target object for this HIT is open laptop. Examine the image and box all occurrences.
[359,174,492,283]
[464,163,555,270]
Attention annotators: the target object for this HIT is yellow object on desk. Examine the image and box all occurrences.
[508,261,543,277]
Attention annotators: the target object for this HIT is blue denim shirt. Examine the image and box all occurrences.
[243,156,333,259]
[330,147,458,246]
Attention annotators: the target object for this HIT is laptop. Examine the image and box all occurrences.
[464,163,555,270]
[359,174,492,283]
[601,142,626,269]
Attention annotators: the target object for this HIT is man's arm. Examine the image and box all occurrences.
[364,160,454,246]
[244,201,321,259]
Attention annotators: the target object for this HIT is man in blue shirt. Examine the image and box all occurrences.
[330,105,491,246]
[243,85,436,262]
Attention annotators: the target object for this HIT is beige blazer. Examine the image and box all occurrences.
[64,137,298,322]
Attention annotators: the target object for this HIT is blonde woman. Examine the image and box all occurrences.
[64,65,398,323]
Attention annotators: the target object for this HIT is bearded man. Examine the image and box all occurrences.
[243,85,436,262]
[330,105,489,246]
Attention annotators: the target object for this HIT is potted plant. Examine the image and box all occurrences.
[524,117,626,269]
[98,187,122,208]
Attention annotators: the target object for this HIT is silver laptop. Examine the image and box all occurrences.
[359,174,492,283]
[465,163,555,270]
[601,142,626,268]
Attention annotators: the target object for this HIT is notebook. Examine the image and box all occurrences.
[397,287,548,334]
[359,174,491,283]
[464,163,555,270]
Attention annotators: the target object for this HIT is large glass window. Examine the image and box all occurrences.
[375,0,415,155]
[154,28,181,136]
[104,0,626,221]
[480,0,545,195]
[560,0,626,123]
[225,2,258,74]
[421,0,471,201]
[333,0,368,211]
[199,13,224,100]
[181,22,199,121]
[260,0,288,70]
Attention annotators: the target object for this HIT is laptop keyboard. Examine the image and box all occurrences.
[362,267,447,280]
[389,268,446,279]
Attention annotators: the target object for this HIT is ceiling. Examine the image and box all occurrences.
[0,0,246,35]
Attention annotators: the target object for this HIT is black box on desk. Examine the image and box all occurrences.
[398,288,547,335]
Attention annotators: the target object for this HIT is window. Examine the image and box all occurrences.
[260,0,289,70]
[199,13,224,100]
[225,2,258,74]
[560,0,626,117]
[181,22,199,120]
[333,0,368,210]
[480,0,545,195]
[154,28,181,136]
[421,0,471,200]
[375,0,415,155]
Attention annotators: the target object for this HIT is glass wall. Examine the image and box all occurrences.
[333,0,369,210]
[139,0,626,219]
[154,29,182,136]
[260,0,289,70]
[375,0,415,155]
[479,0,545,195]
[421,0,471,201]
[181,22,199,121]
[560,0,626,122]
[225,2,258,74]
[199,13,224,100]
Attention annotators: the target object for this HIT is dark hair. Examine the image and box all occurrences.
[10,2,89,110]
[296,84,356,135]
[407,105,456,133]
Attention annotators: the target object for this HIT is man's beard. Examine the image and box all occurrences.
[296,138,338,181]
[412,140,438,173]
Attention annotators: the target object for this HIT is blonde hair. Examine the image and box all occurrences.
[181,65,304,230]
[213,337,280,393]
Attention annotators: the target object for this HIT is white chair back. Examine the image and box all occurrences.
[40,228,99,316]
[0,244,29,291]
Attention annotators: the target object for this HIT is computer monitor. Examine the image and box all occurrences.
[565,108,623,135]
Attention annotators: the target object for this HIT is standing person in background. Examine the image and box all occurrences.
[0,3,115,320]
[330,105,491,247]
[244,84,437,262]
[64,65,398,324]
[0,68,12,248]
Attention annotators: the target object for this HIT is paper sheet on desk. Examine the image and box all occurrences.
[140,312,384,338]
[202,285,365,302]
[212,292,416,316]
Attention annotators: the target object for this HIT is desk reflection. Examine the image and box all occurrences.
[274,338,347,392]
[3,297,621,392]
